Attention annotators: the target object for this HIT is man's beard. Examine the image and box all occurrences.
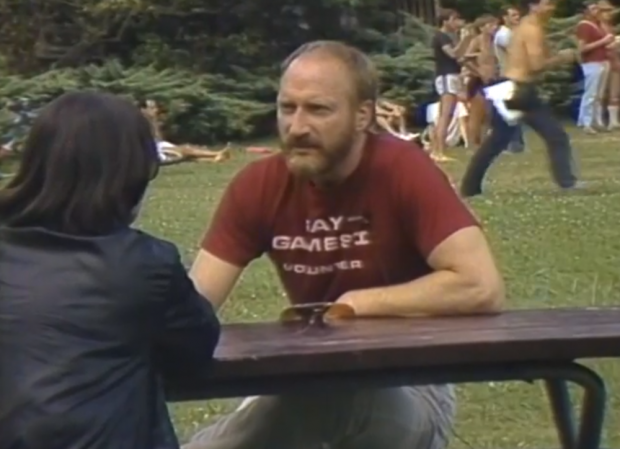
[280,132,355,180]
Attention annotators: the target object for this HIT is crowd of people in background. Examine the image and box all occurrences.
[408,0,620,161]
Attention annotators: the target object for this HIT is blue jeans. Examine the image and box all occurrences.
[461,100,577,196]
[578,61,607,127]
[506,124,525,153]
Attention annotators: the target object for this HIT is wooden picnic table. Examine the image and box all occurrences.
[167,307,620,449]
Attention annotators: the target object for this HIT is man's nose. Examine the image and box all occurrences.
[288,111,310,136]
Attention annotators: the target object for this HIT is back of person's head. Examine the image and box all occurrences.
[0,91,158,235]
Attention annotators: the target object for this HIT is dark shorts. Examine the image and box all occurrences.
[466,77,486,99]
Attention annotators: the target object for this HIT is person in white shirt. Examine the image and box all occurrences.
[493,6,526,153]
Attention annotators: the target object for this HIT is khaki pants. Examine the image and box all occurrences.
[183,384,456,449]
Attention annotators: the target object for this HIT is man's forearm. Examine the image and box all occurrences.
[582,37,611,53]
[454,36,474,58]
[338,270,504,317]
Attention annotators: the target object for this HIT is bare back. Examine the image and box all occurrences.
[505,15,547,82]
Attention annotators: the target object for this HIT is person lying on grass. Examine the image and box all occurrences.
[375,99,417,140]
[140,99,230,163]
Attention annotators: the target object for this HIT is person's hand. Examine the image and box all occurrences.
[606,36,620,49]
[335,291,360,315]
[602,34,615,45]
[459,27,472,40]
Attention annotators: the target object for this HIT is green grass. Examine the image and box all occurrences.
[136,128,620,447]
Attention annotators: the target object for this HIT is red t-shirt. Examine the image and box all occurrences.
[576,20,608,63]
[202,134,478,304]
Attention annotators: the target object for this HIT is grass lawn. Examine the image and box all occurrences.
[105,129,620,447]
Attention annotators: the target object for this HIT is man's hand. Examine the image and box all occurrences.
[335,291,359,314]
[335,227,504,318]
[606,36,620,49]
[602,34,616,45]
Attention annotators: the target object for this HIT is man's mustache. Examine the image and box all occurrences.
[283,136,321,149]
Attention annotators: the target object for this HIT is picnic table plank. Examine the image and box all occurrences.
[210,308,620,379]
[169,308,616,449]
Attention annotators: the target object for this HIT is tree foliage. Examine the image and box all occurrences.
[0,0,613,142]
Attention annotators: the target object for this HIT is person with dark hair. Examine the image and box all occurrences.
[430,8,473,161]
[185,40,504,449]
[0,91,221,449]
[460,0,581,197]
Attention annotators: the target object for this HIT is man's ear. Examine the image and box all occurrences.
[356,100,375,132]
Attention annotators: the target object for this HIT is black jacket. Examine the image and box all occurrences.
[0,226,220,449]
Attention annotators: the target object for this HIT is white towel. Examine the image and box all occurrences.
[483,81,524,125]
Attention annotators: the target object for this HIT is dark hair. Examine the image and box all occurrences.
[501,5,519,16]
[436,8,460,26]
[281,40,379,104]
[0,91,158,235]
[474,14,498,30]
[518,0,544,10]
[582,0,598,11]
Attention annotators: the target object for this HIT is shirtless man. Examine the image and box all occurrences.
[494,6,527,153]
[464,14,499,146]
[460,0,580,197]
[185,40,504,449]
[431,8,473,161]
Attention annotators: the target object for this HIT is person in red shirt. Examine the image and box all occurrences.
[598,0,620,129]
[576,1,615,132]
[186,40,504,449]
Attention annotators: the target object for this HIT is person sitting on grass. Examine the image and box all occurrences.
[375,99,417,140]
[0,91,221,449]
[140,99,230,163]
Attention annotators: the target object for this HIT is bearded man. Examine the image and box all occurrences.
[186,40,504,449]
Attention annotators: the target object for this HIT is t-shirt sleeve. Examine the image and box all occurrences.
[435,32,452,49]
[200,164,269,267]
[494,29,510,48]
[397,150,479,259]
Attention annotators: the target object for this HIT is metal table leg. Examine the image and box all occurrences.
[546,379,576,449]
[541,363,606,449]
[168,360,608,449]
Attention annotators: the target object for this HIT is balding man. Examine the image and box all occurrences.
[186,40,504,449]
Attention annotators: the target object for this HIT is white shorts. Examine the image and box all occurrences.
[484,81,524,125]
[435,74,461,96]
[425,101,468,147]
[156,140,175,162]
